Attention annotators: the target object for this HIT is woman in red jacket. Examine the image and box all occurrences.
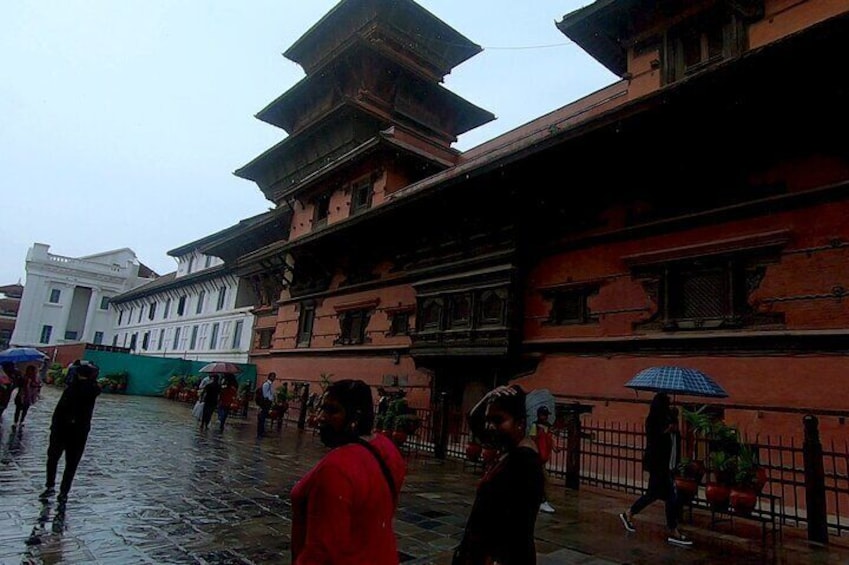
[291,379,406,564]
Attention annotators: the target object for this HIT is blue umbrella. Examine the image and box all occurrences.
[0,347,48,363]
[625,366,728,398]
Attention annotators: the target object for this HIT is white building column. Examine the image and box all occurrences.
[82,287,100,343]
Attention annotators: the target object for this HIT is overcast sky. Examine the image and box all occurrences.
[0,1,615,284]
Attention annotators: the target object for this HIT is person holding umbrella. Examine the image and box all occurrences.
[0,362,17,421]
[619,392,692,546]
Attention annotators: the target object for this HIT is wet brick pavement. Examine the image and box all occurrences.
[1,387,848,564]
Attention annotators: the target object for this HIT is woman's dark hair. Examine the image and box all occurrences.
[647,392,671,424]
[488,384,527,424]
[325,379,375,436]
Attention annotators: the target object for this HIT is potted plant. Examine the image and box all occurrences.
[729,443,762,516]
[393,413,421,446]
[465,437,483,462]
[673,457,703,503]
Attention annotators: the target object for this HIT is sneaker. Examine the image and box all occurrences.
[667,533,693,547]
[619,512,636,533]
[38,487,55,501]
[539,501,556,514]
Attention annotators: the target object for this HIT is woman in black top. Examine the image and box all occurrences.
[619,392,692,546]
[454,385,545,565]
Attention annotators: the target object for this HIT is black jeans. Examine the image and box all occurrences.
[46,427,89,496]
[630,471,680,530]
[257,404,270,437]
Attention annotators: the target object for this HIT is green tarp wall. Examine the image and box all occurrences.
[81,350,257,397]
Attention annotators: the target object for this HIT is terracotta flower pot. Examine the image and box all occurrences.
[730,488,757,516]
[392,430,407,445]
[465,442,482,462]
[705,482,731,510]
[674,476,699,502]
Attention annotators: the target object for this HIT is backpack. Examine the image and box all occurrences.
[255,386,265,406]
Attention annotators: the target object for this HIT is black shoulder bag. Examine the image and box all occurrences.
[354,437,398,505]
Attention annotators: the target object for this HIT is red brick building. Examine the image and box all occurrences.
[211,0,849,443]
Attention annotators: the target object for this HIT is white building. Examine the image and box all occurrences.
[11,244,157,347]
[109,230,259,364]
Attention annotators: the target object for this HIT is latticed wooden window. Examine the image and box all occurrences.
[664,260,746,329]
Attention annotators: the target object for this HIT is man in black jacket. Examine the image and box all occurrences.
[39,363,101,504]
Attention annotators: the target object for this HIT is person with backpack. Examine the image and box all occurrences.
[256,372,276,438]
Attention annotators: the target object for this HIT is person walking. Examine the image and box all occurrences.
[529,405,560,514]
[619,392,692,546]
[453,385,545,565]
[13,365,40,427]
[217,375,238,432]
[199,375,221,431]
[39,363,101,504]
[291,379,405,564]
[0,362,17,422]
[256,372,276,438]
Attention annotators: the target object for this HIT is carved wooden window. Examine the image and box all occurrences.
[313,193,331,228]
[549,291,590,325]
[297,303,315,347]
[419,298,443,331]
[258,328,274,349]
[448,293,472,328]
[337,309,371,345]
[479,290,506,326]
[389,312,410,336]
[349,179,373,215]
[664,11,746,84]
[662,259,748,330]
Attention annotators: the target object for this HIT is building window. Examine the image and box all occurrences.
[172,327,181,350]
[187,256,195,274]
[112,335,118,347]
[216,286,226,311]
[205,255,212,268]
[137,306,144,323]
[40,325,53,344]
[163,298,171,319]
[100,296,110,310]
[297,304,315,347]
[313,193,331,227]
[93,331,104,345]
[177,296,187,316]
[232,320,243,349]
[190,325,199,350]
[479,290,506,326]
[388,311,410,336]
[337,309,371,345]
[118,310,124,325]
[258,328,274,349]
[129,333,138,351]
[661,259,749,330]
[49,289,61,303]
[448,294,472,328]
[123,334,128,347]
[665,12,746,83]
[148,302,157,320]
[157,329,165,351]
[349,179,373,215]
[418,298,443,331]
[64,330,78,340]
[543,286,598,326]
[196,291,205,314]
[142,331,150,350]
[210,322,220,350]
